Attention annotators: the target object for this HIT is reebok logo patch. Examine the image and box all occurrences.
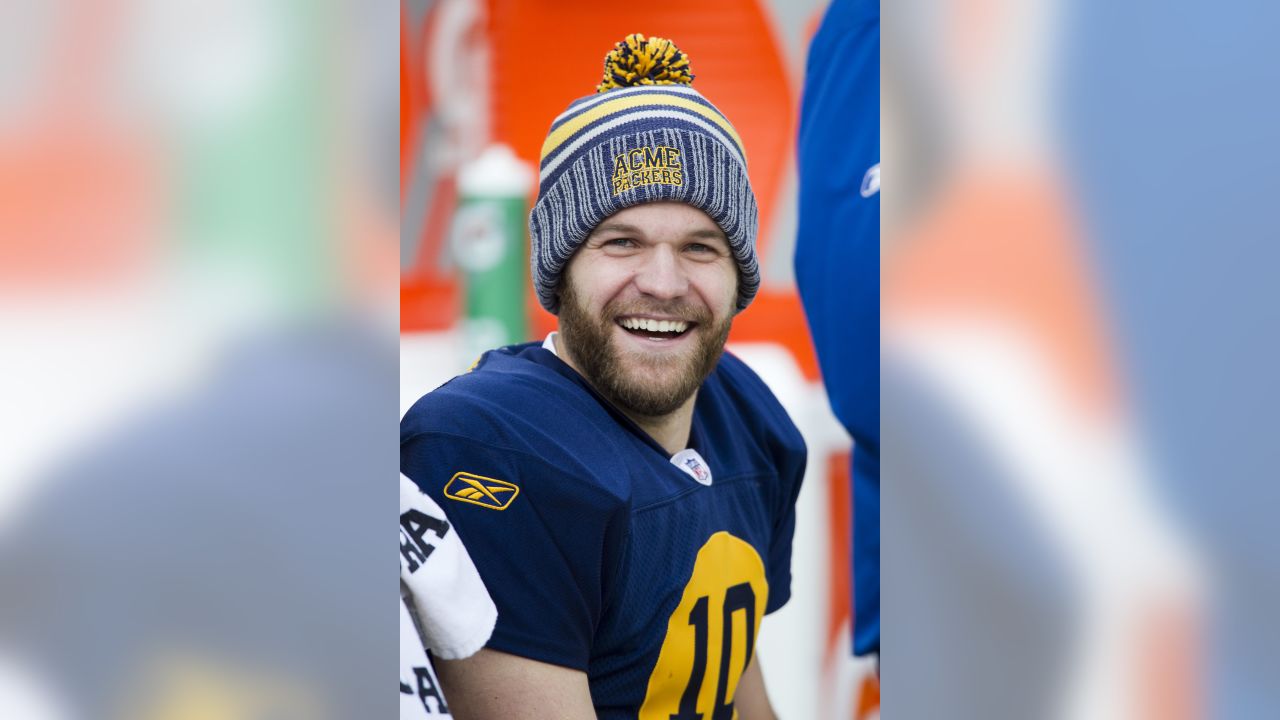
[860,162,880,198]
[444,472,520,511]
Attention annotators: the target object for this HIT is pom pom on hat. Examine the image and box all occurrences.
[596,33,695,93]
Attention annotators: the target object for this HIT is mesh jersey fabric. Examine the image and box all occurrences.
[401,342,805,718]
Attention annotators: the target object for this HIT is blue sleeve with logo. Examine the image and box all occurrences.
[401,399,631,672]
[795,0,881,656]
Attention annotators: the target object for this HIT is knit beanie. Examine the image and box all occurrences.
[529,33,761,315]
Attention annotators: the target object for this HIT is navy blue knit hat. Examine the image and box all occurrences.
[529,33,761,315]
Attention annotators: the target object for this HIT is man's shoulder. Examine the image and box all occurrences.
[402,344,579,436]
[705,350,807,453]
[707,351,785,415]
[401,344,634,501]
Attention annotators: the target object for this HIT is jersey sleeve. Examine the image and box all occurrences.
[399,474,497,661]
[401,426,629,672]
[714,353,810,616]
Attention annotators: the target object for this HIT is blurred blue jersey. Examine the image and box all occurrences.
[401,342,805,719]
[795,0,881,656]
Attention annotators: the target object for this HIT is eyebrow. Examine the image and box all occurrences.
[590,223,643,236]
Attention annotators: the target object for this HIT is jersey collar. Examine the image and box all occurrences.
[531,332,710,477]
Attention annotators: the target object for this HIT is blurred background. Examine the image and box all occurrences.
[881,0,1211,717]
[0,0,398,718]
[0,0,1262,717]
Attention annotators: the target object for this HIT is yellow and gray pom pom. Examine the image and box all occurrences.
[596,33,695,93]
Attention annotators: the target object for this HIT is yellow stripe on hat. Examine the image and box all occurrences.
[540,93,744,162]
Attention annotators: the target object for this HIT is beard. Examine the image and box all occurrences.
[557,281,732,418]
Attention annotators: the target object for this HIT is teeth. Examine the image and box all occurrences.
[620,317,689,333]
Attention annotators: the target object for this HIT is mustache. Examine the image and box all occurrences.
[603,299,711,325]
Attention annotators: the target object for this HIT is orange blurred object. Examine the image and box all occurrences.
[485,0,814,374]
[0,130,157,289]
[0,0,159,290]
[400,1,463,330]
[402,0,820,378]
[400,4,423,207]
[886,170,1118,416]
[826,450,854,660]
[486,0,794,255]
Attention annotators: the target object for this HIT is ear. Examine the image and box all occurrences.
[556,259,577,296]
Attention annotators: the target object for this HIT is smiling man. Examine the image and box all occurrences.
[400,34,806,720]
[555,202,737,455]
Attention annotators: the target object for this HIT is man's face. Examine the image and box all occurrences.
[558,202,738,418]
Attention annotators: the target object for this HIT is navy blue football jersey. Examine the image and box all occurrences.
[401,342,806,719]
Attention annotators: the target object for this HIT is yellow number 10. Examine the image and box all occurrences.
[670,583,757,720]
[639,532,769,720]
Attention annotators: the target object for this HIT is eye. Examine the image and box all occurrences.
[685,241,728,258]
[603,237,637,248]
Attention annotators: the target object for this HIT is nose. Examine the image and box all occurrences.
[632,244,689,300]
